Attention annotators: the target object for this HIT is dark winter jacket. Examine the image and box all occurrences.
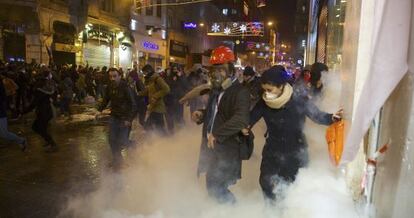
[0,81,7,118]
[250,91,333,154]
[98,80,137,121]
[197,80,250,179]
[25,86,55,120]
[243,76,262,108]
[139,73,170,114]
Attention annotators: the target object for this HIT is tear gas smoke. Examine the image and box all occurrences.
[61,71,360,218]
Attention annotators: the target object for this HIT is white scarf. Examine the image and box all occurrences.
[262,84,293,109]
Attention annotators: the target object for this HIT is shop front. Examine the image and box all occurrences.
[169,40,188,68]
[81,24,114,68]
[134,35,167,70]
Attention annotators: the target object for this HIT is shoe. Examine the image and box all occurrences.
[20,139,28,152]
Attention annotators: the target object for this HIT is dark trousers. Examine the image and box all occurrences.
[166,101,184,133]
[108,117,129,165]
[15,90,27,114]
[205,144,240,204]
[32,116,55,146]
[60,97,72,115]
[259,148,308,201]
[146,112,166,135]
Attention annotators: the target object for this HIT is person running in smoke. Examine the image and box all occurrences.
[24,71,58,152]
[243,65,342,202]
[192,46,250,203]
[97,68,137,169]
[138,64,170,135]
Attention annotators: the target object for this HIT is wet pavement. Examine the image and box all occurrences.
[0,105,143,218]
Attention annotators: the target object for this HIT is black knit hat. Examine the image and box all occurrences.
[243,66,255,76]
[261,65,290,85]
[142,64,154,73]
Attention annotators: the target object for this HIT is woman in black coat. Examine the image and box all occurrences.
[25,73,58,151]
[246,65,342,201]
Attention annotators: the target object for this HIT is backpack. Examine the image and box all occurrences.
[2,78,18,96]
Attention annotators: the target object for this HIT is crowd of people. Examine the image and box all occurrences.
[1,46,342,204]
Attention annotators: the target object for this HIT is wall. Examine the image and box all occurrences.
[372,4,414,217]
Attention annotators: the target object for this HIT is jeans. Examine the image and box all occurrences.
[0,117,25,145]
[108,117,130,165]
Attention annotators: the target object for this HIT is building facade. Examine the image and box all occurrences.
[0,0,133,69]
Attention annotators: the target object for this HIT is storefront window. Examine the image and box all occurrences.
[326,0,347,71]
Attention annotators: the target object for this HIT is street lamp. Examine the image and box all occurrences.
[199,22,205,27]
[267,21,273,26]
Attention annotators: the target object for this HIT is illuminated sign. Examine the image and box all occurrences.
[142,41,159,50]
[208,22,264,37]
[183,22,197,29]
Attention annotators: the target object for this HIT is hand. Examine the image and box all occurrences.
[332,109,344,122]
[191,111,203,123]
[241,128,250,136]
[207,133,216,149]
[95,112,102,120]
[124,121,132,127]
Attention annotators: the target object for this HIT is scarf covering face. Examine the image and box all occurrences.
[262,83,293,109]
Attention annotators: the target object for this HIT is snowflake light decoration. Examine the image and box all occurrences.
[240,24,247,33]
[211,23,220,33]
[224,27,231,35]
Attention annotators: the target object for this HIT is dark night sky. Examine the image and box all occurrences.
[261,0,298,42]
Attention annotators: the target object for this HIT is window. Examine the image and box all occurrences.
[137,1,142,14]
[146,5,153,16]
[156,0,162,17]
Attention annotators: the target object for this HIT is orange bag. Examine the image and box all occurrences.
[325,120,345,166]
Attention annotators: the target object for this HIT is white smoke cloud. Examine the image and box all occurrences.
[61,71,361,218]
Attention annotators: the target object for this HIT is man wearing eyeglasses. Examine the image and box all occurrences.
[97,68,137,169]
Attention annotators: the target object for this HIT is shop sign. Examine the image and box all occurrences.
[54,43,80,53]
[183,22,197,29]
[142,41,159,50]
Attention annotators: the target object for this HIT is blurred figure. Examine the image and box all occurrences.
[0,77,27,151]
[187,64,208,114]
[309,62,329,98]
[242,66,261,108]
[165,66,188,134]
[24,72,58,152]
[139,64,170,135]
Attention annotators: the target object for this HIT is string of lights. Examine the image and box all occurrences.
[135,0,212,9]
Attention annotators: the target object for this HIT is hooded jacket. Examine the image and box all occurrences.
[139,73,170,114]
